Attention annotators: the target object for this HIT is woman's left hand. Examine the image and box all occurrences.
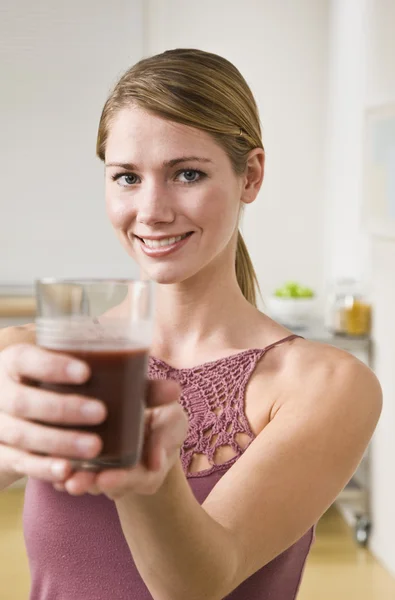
[53,380,188,500]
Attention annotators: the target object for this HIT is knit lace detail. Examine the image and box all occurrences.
[148,335,300,477]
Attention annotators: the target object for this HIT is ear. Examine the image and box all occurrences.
[240,148,265,205]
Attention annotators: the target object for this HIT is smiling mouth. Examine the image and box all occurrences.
[135,232,193,249]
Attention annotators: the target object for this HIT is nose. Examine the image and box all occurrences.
[136,182,176,226]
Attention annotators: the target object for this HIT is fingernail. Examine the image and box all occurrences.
[51,461,67,478]
[67,361,88,382]
[80,401,106,421]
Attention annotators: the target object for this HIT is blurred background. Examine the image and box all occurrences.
[1,0,395,598]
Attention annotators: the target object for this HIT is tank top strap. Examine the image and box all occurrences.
[262,333,303,354]
[148,334,304,477]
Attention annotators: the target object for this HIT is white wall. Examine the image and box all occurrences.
[363,0,395,577]
[0,0,143,284]
[145,0,330,305]
[2,0,330,304]
[323,0,371,284]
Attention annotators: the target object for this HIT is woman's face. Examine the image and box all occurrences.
[104,107,245,285]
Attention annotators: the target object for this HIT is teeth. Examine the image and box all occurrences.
[142,234,188,248]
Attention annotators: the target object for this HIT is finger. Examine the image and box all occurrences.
[53,482,66,492]
[0,413,102,459]
[5,379,107,425]
[146,379,181,408]
[1,343,90,384]
[95,463,159,499]
[140,408,164,472]
[0,443,72,482]
[146,402,188,470]
[87,485,102,496]
[55,479,101,496]
[141,409,157,468]
[96,404,188,499]
[63,471,98,496]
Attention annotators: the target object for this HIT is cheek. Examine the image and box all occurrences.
[105,192,133,230]
[200,186,240,233]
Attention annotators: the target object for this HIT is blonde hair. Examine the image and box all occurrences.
[96,48,263,306]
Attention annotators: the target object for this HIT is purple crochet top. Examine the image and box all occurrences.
[23,334,315,599]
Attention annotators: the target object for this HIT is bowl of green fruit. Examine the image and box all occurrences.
[267,281,316,329]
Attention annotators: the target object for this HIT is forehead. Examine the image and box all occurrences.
[105,107,225,163]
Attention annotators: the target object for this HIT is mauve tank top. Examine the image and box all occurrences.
[23,334,315,599]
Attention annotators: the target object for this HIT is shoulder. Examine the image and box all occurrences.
[0,323,36,351]
[270,337,382,424]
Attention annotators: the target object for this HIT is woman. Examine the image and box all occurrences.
[0,49,382,599]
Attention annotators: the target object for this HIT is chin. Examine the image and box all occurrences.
[142,263,196,285]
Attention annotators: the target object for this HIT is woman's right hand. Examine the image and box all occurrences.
[0,340,107,483]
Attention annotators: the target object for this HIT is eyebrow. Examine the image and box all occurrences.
[105,156,213,169]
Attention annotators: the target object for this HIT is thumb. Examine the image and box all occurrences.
[146,379,181,408]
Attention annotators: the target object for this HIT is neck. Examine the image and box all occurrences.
[151,254,258,361]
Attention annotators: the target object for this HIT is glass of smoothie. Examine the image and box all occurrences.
[35,278,154,471]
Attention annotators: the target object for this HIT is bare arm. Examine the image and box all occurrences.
[115,349,382,600]
[116,462,237,600]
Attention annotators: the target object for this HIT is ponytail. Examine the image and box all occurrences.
[235,231,260,307]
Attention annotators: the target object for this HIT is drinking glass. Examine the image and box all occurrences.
[35,278,154,470]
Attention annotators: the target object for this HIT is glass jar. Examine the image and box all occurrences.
[325,278,372,337]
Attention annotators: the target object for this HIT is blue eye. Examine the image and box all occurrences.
[111,173,139,186]
[177,169,205,184]
[110,169,206,187]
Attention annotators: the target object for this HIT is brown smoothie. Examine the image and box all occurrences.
[40,346,149,469]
